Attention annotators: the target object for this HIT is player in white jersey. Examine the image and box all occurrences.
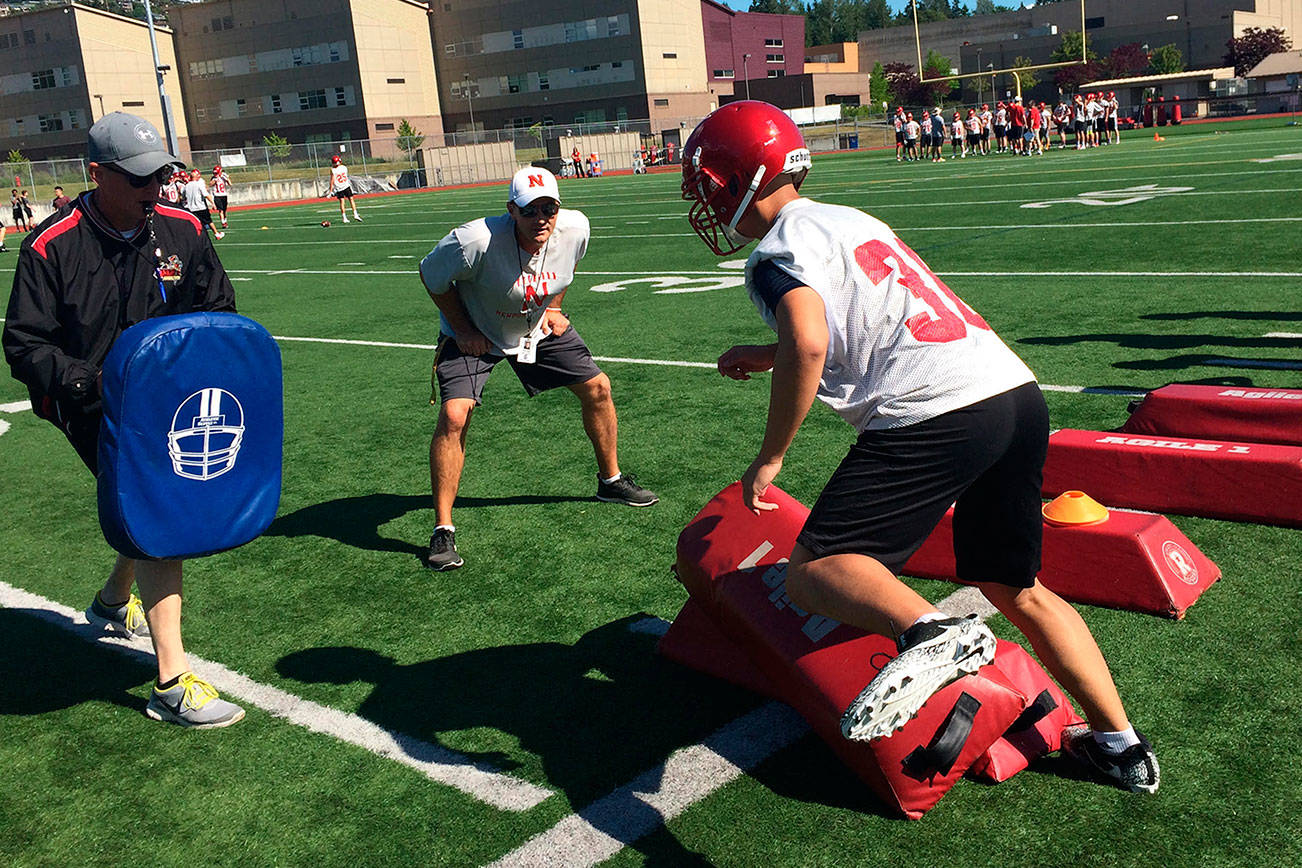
[209,164,231,228]
[680,101,1159,793]
[892,108,905,161]
[418,167,657,570]
[182,168,223,240]
[326,154,362,223]
[978,104,992,155]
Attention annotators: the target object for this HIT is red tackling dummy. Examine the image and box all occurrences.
[1043,429,1302,527]
[1122,384,1302,447]
[903,501,1221,619]
[668,482,1049,818]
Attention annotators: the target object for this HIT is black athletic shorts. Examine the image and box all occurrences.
[431,326,602,405]
[188,207,212,226]
[213,195,228,210]
[796,381,1047,588]
[335,186,354,200]
[895,131,905,144]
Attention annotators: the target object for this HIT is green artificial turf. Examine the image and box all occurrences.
[1,119,1300,866]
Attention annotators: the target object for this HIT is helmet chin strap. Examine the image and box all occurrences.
[728,164,767,235]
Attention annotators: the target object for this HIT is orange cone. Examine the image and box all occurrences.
[1042,490,1109,527]
[1153,131,1164,142]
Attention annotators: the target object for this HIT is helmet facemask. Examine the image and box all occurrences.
[682,154,755,256]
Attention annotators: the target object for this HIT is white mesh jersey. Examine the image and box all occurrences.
[745,198,1035,432]
[330,164,350,192]
[419,209,589,354]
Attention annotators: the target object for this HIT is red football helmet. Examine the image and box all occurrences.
[680,100,811,256]
[213,165,222,173]
[330,154,341,164]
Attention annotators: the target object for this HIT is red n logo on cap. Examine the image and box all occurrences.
[528,174,545,188]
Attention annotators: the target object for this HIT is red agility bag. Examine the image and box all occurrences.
[673,483,1032,818]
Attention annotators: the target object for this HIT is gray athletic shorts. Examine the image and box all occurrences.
[431,326,602,405]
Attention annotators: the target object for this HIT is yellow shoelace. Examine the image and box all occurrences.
[176,672,220,711]
[123,594,148,634]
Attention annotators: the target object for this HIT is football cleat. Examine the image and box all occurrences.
[1061,723,1161,793]
[145,672,245,728]
[841,615,996,742]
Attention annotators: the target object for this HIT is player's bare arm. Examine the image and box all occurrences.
[430,286,491,355]
[718,343,778,380]
[540,289,570,336]
[743,286,827,514]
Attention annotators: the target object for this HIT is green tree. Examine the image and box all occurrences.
[1052,29,1101,89]
[1011,56,1039,93]
[1223,26,1291,76]
[919,49,958,105]
[1148,43,1186,75]
[7,148,28,166]
[868,61,890,114]
[864,0,890,30]
[975,0,1013,14]
[395,119,425,156]
[262,133,292,158]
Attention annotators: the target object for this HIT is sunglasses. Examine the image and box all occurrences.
[517,201,559,219]
[106,164,173,189]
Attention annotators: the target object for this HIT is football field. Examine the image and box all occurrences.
[2,118,1300,867]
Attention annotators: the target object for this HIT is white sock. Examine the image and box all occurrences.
[1093,726,1140,753]
[435,524,455,533]
[600,473,621,484]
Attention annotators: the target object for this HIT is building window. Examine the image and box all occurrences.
[608,15,621,36]
[335,87,347,106]
[123,100,145,107]
[765,38,783,47]
[68,109,81,129]
[767,70,785,78]
[1,33,18,49]
[663,52,677,59]
[60,66,75,86]
[271,94,282,114]
[299,89,328,111]
[445,43,455,54]
[513,29,523,49]
[766,54,783,63]
[612,60,623,68]
[236,98,247,117]
[375,122,395,130]
[23,29,35,45]
[211,16,233,32]
[1084,16,1104,28]
[654,98,669,106]
[386,78,405,84]
[538,72,549,91]
[38,113,64,133]
[713,69,734,79]
[195,107,207,120]
[31,69,56,90]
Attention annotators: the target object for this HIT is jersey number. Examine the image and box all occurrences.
[853,238,990,343]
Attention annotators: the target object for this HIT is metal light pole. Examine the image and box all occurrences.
[743,54,751,100]
[463,73,475,142]
[976,49,983,105]
[142,0,179,155]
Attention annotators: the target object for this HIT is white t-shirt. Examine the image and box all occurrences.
[183,178,210,211]
[330,164,350,192]
[419,209,590,354]
[745,198,1035,432]
[904,120,920,140]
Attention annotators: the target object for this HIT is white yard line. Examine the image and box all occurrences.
[0,580,553,813]
[0,400,31,413]
[1264,332,1302,339]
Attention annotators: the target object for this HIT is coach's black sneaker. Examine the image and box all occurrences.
[596,474,658,507]
[426,528,464,571]
[840,614,996,742]
[1061,723,1161,794]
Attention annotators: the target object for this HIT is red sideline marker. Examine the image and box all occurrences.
[1043,429,1302,528]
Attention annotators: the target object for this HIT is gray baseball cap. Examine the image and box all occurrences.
[87,111,180,176]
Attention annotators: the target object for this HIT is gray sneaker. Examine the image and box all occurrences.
[1061,723,1161,793]
[596,474,658,507]
[426,527,464,570]
[840,614,996,742]
[145,673,245,729]
[85,592,151,638]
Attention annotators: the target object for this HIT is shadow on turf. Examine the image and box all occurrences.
[1018,332,1300,351]
[265,492,590,557]
[1141,310,1302,322]
[275,613,895,854]
[0,608,149,717]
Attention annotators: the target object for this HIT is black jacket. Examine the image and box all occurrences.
[3,193,236,420]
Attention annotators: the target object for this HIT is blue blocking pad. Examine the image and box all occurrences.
[97,312,283,560]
